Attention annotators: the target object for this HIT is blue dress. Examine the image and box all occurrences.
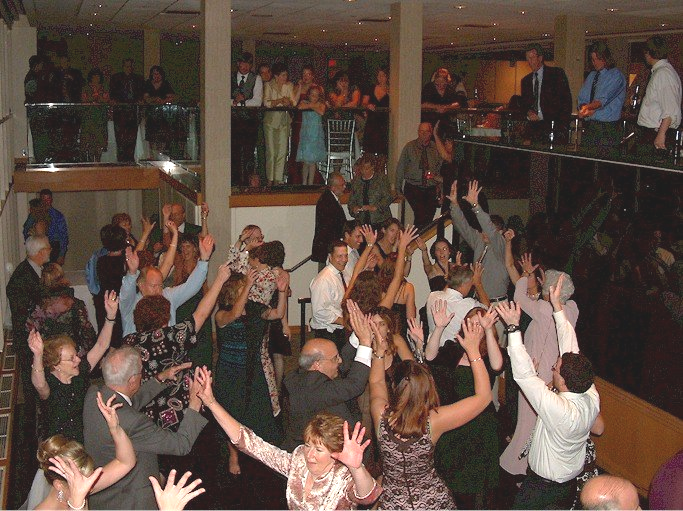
[296,110,326,163]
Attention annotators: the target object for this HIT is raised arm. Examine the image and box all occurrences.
[87,290,118,369]
[478,308,503,371]
[415,237,434,277]
[215,269,255,327]
[345,225,377,297]
[504,229,521,284]
[261,271,290,321]
[447,181,481,249]
[158,221,179,279]
[91,393,136,493]
[135,216,156,252]
[379,226,418,308]
[425,299,454,361]
[192,260,231,331]
[429,317,492,442]
[29,331,50,400]
[471,262,490,308]
[331,421,378,501]
[200,202,209,238]
[433,120,453,163]
[550,274,579,355]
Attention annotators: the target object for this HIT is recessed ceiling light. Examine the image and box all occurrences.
[492,22,497,26]
[661,23,667,27]
[230,9,234,13]
[192,24,196,28]
[450,42,454,45]
[493,37,496,41]
[456,27,461,30]
[520,10,526,15]
[455,5,465,9]
[321,29,326,32]
[344,42,348,46]
[374,38,378,41]
[357,21,362,25]
[605,8,618,12]
[543,33,550,37]
[585,30,589,34]
[98,3,102,7]
[93,12,97,16]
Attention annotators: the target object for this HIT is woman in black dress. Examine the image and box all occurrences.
[143,65,177,155]
[95,224,128,347]
[362,67,390,155]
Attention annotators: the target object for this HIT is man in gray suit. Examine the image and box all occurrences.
[83,346,207,510]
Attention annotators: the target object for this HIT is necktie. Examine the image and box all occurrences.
[533,72,539,113]
[420,146,430,186]
[589,70,600,103]
[339,271,347,291]
[238,75,245,89]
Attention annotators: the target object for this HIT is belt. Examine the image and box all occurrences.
[490,295,508,303]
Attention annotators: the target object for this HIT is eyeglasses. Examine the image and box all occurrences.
[320,354,342,363]
[60,355,78,363]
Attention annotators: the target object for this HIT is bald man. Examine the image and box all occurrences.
[281,335,371,452]
[580,475,640,510]
[396,122,442,229]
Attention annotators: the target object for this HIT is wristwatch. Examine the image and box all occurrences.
[506,324,520,333]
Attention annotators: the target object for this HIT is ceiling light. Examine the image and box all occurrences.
[661,23,667,27]
[451,42,454,45]
[98,3,102,7]
[192,24,196,28]
[455,5,465,9]
[492,22,497,26]
[493,37,496,41]
[93,12,97,16]
[520,10,525,15]
[374,38,378,41]
[605,8,618,12]
[321,29,326,32]
[585,30,589,34]
[543,33,550,37]
[357,21,362,25]
[456,27,461,30]
[230,9,234,13]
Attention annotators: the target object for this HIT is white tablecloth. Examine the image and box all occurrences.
[65,270,97,327]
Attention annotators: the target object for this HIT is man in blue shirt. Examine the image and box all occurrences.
[22,189,69,265]
[577,42,626,153]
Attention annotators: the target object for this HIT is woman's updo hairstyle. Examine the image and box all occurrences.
[37,435,95,485]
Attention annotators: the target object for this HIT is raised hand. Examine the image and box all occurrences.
[407,316,424,345]
[549,273,564,312]
[431,298,455,328]
[49,456,102,509]
[478,308,498,331]
[519,253,538,276]
[96,392,123,431]
[455,316,484,355]
[245,268,258,287]
[472,262,484,286]
[162,204,172,221]
[364,252,379,271]
[415,236,427,252]
[347,299,372,347]
[446,180,458,204]
[125,246,139,274]
[198,234,215,261]
[150,469,205,511]
[28,330,44,357]
[463,179,482,207]
[165,219,178,235]
[503,229,515,242]
[157,362,192,382]
[360,224,377,245]
[194,366,215,405]
[216,263,231,284]
[495,301,522,327]
[399,225,419,249]
[200,202,209,218]
[103,290,119,318]
[276,270,290,292]
[455,251,463,266]
[141,216,156,235]
[330,421,370,470]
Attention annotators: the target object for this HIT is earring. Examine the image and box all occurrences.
[57,490,65,503]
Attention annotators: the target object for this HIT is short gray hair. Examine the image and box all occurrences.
[102,346,142,386]
[26,235,49,257]
[299,349,324,370]
[542,270,575,304]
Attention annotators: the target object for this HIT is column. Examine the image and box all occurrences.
[144,29,161,75]
[201,0,231,278]
[9,15,37,159]
[554,14,586,104]
[388,0,423,190]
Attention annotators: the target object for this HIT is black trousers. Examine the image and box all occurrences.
[312,328,346,352]
[404,182,437,229]
[231,116,259,186]
[513,468,575,510]
[113,106,139,162]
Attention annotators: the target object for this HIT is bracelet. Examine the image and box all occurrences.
[469,356,484,364]
[366,243,374,247]
[67,499,86,510]
[373,353,385,359]
[471,202,478,209]
[506,324,520,333]
[105,317,116,322]
[205,399,216,406]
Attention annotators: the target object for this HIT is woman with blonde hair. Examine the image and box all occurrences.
[29,392,135,510]
[349,300,492,509]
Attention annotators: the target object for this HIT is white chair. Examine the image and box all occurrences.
[324,118,355,182]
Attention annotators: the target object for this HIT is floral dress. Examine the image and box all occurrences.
[122,318,197,430]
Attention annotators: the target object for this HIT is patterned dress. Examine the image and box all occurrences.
[123,319,197,430]
[377,412,455,510]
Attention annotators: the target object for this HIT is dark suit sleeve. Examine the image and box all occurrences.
[312,191,344,262]
[129,407,208,456]
[520,74,533,113]
[310,361,370,408]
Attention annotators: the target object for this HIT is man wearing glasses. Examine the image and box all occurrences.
[281,333,372,453]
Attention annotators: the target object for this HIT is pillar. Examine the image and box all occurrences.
[201,0,231,278]
[144,29,160,75]
[9,15,37,159]
[388,0,423,190]
[554,14,586,107]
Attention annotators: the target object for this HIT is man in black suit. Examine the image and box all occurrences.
[311,172,347,270]
[110,58,145,162]
[521,44,573,144]
[281,335,372,452]
[84,347,207,510]
[6,235,52,502]
[232,52,264,186]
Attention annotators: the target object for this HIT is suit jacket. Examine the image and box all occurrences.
[281,358,369,452]
[311,189,347,263]
[521,65,573,131]
[347,173,393,227]
[84,381,208,510]
[6,258,41,352]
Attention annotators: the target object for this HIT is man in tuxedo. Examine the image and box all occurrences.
[521,44,573,144]
[311,172,347,270]
[84,347,207,510]
[110,59,145,162]
[232,52,263,186]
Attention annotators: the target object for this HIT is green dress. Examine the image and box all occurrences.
[432,360,500,496]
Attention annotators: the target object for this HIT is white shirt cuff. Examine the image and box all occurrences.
[349,332,360,349]
[507,330,523,347]
[354,345,373,367]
